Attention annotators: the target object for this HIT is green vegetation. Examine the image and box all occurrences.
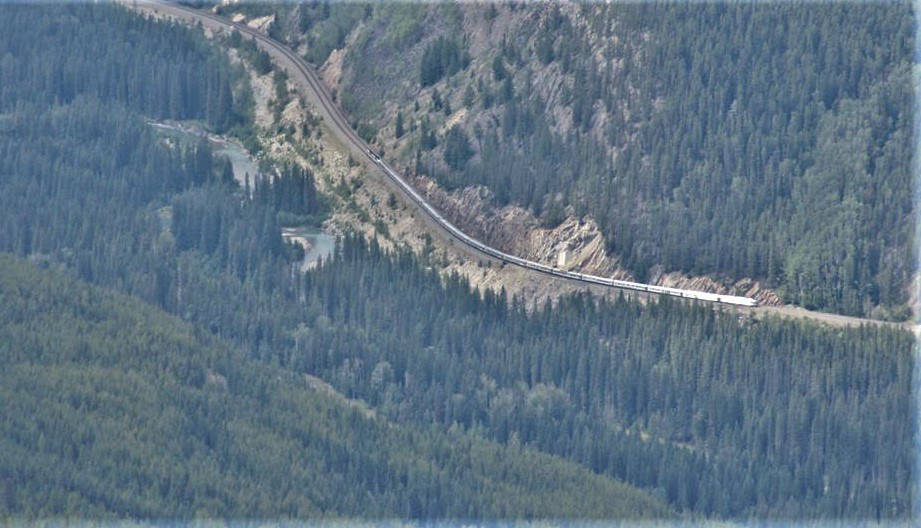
[328,2,914,318]
[443,124,473,170]
[0,253,674,519]
[0,2,914,522]
[0,3,246,134]
[0,5,671,519]
[279,236,914,519]
[420,36,469,87]
[299,2,369,65]
[380,3,425,50]
[395,111,405,138]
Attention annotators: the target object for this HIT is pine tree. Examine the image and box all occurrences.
[395,111,404,138]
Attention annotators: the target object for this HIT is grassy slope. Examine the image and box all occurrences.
[0,254,674,520]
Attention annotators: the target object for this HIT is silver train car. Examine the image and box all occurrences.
[368,154,759,308]
[175,2,757,309]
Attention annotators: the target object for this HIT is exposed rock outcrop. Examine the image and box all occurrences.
[410,171,780,304]
[411,176,624,275]
[650,270,782,306]
[246,14,274,33]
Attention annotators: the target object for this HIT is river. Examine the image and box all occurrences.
[148,120,260,186]
[150,120,336,271]
[282,227,336,271]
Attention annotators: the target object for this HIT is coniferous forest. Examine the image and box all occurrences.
[0,2,915,522]
[278,1,916,318]
[472,3,914,318]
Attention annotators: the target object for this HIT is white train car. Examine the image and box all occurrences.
[371,151,759,307]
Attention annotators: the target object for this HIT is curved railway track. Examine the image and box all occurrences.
[147,0,776,308]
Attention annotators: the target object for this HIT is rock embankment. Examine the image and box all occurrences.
[411,170,782,305]
[650,270,782,306]
[412,175,627,277]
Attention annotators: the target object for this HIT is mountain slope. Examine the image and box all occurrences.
[0,253,674,519]
[260,1,914,319]
[2,3,913,522]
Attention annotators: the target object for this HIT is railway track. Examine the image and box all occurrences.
[143,1,880,311]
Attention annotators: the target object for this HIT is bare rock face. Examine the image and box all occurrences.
[246,14,275,33]
[412,174,631,279]
[412,170,783,305]
[651,269,782,306]
[525,216,632,279]
[320,48,346,90]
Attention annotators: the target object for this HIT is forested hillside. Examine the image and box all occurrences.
[0,3,245,132]
[263,1,915,318]
[0,253,672,519]
[0,2,914,522]
[0,4,671,520]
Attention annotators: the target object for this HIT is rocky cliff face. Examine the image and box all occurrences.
[420,178,624,275]
[411,168,781,305]
[651,271,782,306]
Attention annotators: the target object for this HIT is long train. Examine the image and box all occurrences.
[155,0,759,308]
[368,151,759,307]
